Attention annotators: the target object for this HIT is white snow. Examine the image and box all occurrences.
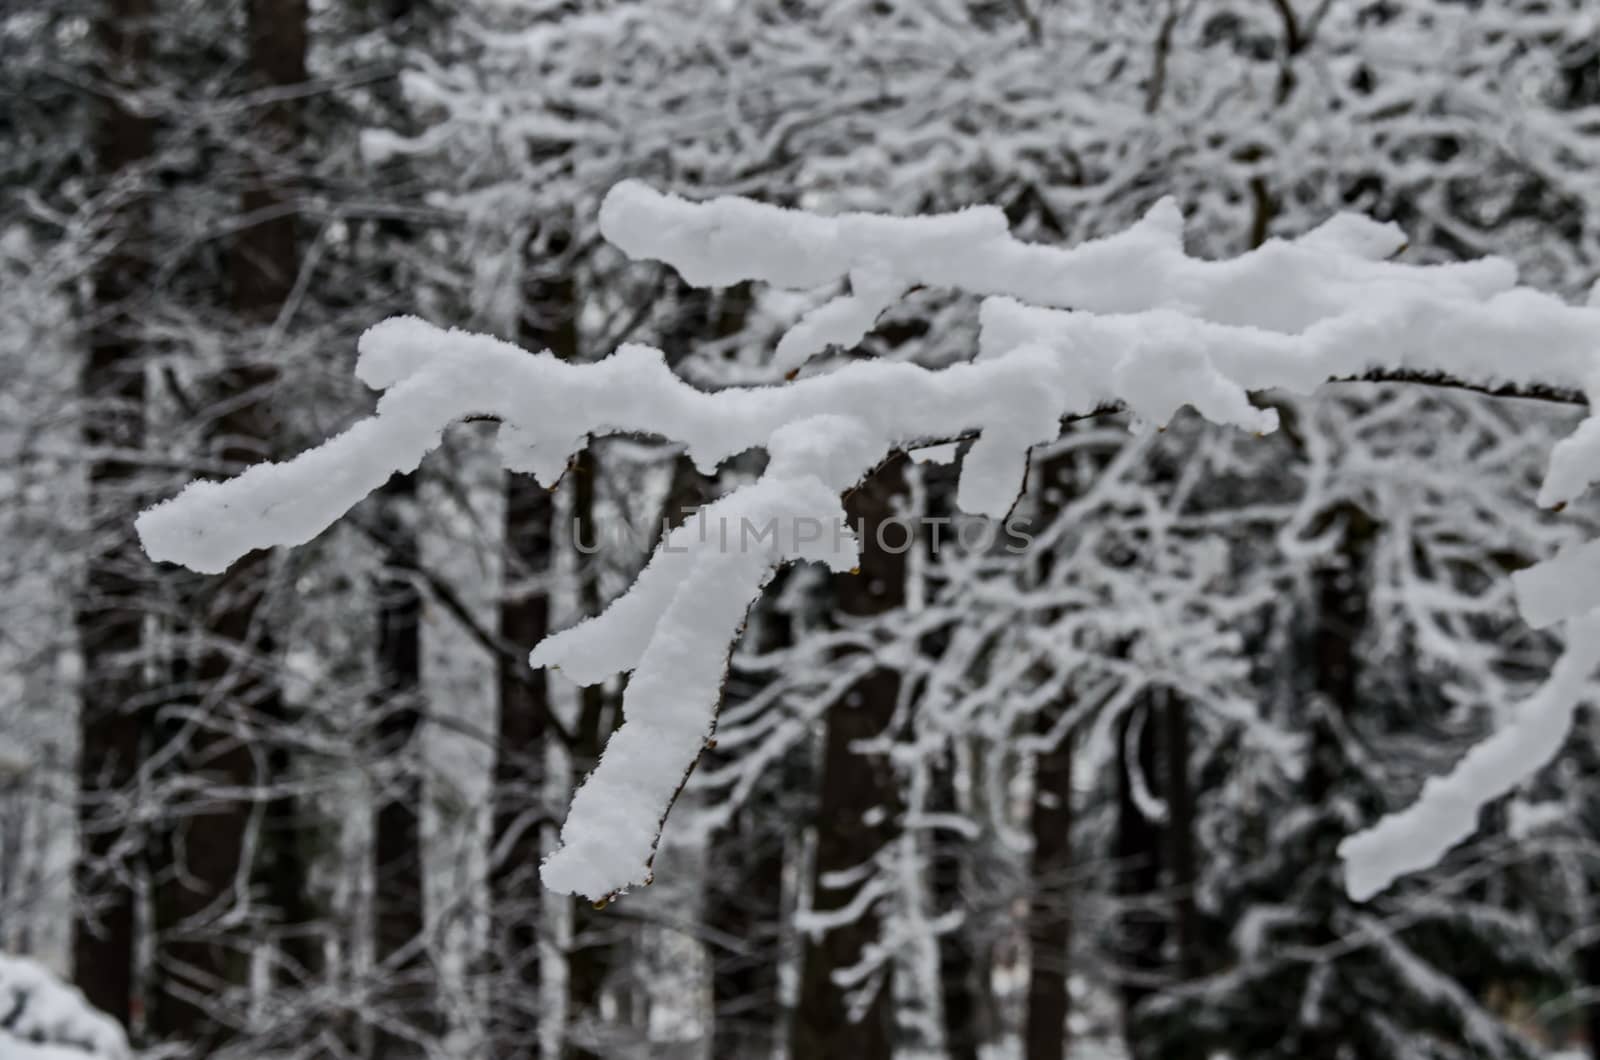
[1513,537,1600,629]
[0,953,130,1058]
[1506,798,1567,840]
[137,181,1600,901]
[536,418,867,896]
[1338,612,1600,902]
[910,441,959,465]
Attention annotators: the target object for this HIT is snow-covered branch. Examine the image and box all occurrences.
[137,181,1600,901]
[1339,611,1600,902]
[0,954,130,1058]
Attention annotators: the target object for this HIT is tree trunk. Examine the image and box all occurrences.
[934,750,982,1060]
[488,470,550,1058]
[647,276,784,1059]
[151,0,310,1046]
[707,575,790,1060]
[152,559,270,1048]
[1163,691,1200,981]
[483,262,579,1059]
[1025,718,1073,1060]
[791,453,908,1060]
[347,5,436,1051]
[574,285,733,1048]
[371,473,435,1058]
[1113,698,1166,1058]
[232,0,307,317]
[1585,934,1600,1060]
[1306,504,1373,801]
[1018,446,1080,1060]
[566,443,624,1060]
[73,0,155,1030]
[706,777,788,1060]
[258,707,321,986]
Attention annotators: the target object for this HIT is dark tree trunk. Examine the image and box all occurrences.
[1302,502,1375,943]
[1025,717,1073,1060]
[483,263,579,1059]
[231,0,307,317]
[707,577,791,1060]
[73,0,156,1031]
[151,558,269,1049]
[370,473,434,1058]
[791,454,908,1060]
[1163,691,1199,981]
[1305,505,1374,802]
[649,277,785,1060]
[1113,698,1166,1058]
[566,443,625,1060]
[1585,936,1600,1060]
[706,777,788,1060]
[934,751,982,1060]
[529,234,626,1058]
[1021,447,1079,1060]
[921,454,985,1060]
[1581,718,1600,1060]
[258,708,320,985]
[151,0,310,1046]
[488,470,550,1058]
[343,4,437,1053]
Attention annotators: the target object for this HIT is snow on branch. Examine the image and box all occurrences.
[1339,612,1600,902]
[601,180,1517,373]
[0,953,130,1058]
[137,182,1600,901]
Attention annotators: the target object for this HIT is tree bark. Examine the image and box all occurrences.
[687,278,789,1060]
[919,453,987,1060]
[1113,698,1166,1058]
[488,469,550,1058]
[707,777,788,1060]
[934,751,982,1060]
[371,473,435,1058]
[1163,691,1200,981]
[150,0,310,1046]
[707,573,790,1060]
[791,454,908,1060]
[566,442,624,1060]
[1025,718,1073,1060]
[346,5,437,1052]
[1585,933,1600,1060]
[483,262,578,1059]
[1305,503,1374,804]
[73,0,156,1031]
[1021,447,1079,1060]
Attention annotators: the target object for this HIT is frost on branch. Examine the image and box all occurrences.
[137,182,1600,901]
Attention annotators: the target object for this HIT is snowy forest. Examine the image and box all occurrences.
[9,0,1600,1058]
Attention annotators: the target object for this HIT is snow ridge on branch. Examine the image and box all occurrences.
[138,182,1600,901]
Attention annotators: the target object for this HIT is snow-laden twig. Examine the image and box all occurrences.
[1338,612,1600,902]
[0,953,130,1058]
[138,181,1600,900]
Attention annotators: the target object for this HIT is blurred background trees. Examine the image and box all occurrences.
[4,0,1600,1057]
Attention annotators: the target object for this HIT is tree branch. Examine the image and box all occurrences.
[1329,369,1586,407]
[350,514,578,750]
